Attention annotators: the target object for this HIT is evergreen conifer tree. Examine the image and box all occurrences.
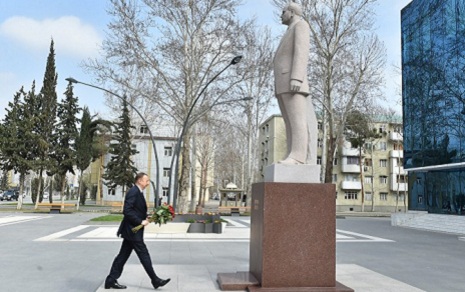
[75,107,111,208]
[0,86,35,209]
[75,107,93,207]
[53,81,81,201]
[33,40,58,208]
[103,98,138,199]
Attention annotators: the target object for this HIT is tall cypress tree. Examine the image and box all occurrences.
[103,98,138,198]
[33,40,58,208]
[53,81,81,200]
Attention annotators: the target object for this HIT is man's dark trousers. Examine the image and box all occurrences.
[107,238,158,282]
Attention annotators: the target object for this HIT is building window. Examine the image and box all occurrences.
[345,174,358,182]
[379,159,387,167]
[317,156,321,165]
[318,122,323,130]
[379,176,388,184]
[162,187,169,197]
[131,144,137,150]
[380,192,388,201]
[396,175,407,183]
[365,192,372,201]
[164,146,173,156]
[364,176,372,184]
[365,158,372,166]
[347,156,359,165]
[364,143,373,151]
[163,168,170,177]
[344,191,358,200]
[333,158,338,165]
[379,124,386,133]
[108,188,116,196]
[140,125,149,134]
[332,174,338,183]
[393,143,403,150]
[317,138,323,148]
[379,142,387,151]
[418,195,423,204]
[416,177,421,184]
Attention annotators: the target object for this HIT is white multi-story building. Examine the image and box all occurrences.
[259,115,407,212]
[92,124,214,208]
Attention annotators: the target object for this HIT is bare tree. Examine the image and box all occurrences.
[272,0,386,183]
[85,0,269,213]
[220,25,275,196]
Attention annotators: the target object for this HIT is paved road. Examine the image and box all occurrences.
[336,217,465,292]
[0,212,464,291]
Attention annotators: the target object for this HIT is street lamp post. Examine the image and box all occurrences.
[65,77,161,208]
[168,56,243,210]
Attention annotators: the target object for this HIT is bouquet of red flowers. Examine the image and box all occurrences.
[132,203,175,233]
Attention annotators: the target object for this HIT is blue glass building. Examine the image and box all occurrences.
[402,0,465,214]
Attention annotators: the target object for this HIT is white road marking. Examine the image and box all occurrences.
[35,224,393,243]
[34,225,91,241]
[0,215,51,227]
[336,229,394,242]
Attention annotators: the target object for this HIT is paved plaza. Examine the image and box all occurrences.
[1,211,464,291]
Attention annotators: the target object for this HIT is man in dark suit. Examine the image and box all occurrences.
[104,172,170,290]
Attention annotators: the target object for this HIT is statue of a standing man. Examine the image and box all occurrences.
[274,2,311,165]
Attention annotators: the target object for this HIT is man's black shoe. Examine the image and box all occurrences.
[104,280,127,289]
[152,278,170,289]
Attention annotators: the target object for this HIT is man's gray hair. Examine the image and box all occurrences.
[287,1,303,16]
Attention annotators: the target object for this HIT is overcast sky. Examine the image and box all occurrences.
[0,0,411,119]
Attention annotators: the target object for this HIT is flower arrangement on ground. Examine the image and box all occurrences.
[132,203,175,233]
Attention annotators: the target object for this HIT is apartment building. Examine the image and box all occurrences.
[258,115,407,212]
[90,125,214,207]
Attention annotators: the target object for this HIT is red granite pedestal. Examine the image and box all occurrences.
[218,182,353,292]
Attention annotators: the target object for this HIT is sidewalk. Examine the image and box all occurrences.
[95,218,424,292]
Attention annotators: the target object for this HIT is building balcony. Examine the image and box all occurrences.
[341,147,360,156]
[390,181,408,192]
[389,150,403,158]
[389,132,403,141]
[391,166,407,175]
[341,164,362,173]
[341,181,362,190]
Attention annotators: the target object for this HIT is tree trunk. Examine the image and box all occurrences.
[76,170,83,210]
[190,132,197,212]
[49,175,53,203]
[16,173,25,210]
[60,173,67,205]
[370,148,375,212]
[324,136,336,183]
[177,133,191,213]
[34,168,44,209]
[359,146,365,212]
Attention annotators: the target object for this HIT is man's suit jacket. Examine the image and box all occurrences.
[117,185,147,241]
[273,19,310,96]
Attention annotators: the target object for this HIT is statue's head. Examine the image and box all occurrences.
[282,2,303,25]
[286,2,303,17]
